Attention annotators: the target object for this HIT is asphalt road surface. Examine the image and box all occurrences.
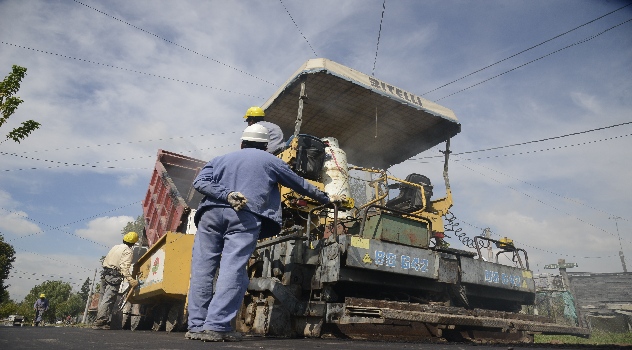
[0,326,619,350]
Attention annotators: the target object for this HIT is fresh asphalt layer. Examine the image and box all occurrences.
[0,325,609,350]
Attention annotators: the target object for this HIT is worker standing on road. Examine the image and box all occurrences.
[33,293,49,326]
[186,124,340,342]
[92,232,140,330]
[244,106,285,154]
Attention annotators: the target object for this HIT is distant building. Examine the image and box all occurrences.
[534,272,632,332]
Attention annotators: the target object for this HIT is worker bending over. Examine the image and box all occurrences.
[186,124,338,342]
[93,232,140,330]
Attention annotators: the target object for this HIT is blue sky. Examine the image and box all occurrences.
[1,0,631,301]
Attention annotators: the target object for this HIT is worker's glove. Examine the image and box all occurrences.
[128,279,139,288]
[328,194,354,209]
[227,192,248,211]
[328,194,347,203]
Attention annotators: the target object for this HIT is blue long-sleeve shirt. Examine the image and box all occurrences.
[34,298,48,310]
[193,148,329,238]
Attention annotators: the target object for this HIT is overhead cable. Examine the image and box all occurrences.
[279,0,317,57]
[0,42,265,99]
[72,0,274,85]
[422,3,632,96]
[454,218,620,259]
[467,162,630,223]
[8,270,90,287]
[11,131,238,154]
[410,121,632,161]
[458,162,632,245]
[0,143,236,172]
[4,201,140,245]
[451,133,632,162]
[12,247,93,272]
[372,0,387,76]
[436,17,632,101]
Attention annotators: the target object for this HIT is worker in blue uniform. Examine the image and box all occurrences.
[33,293,49,326]
[186,124,335,342]
[244,106,285,154]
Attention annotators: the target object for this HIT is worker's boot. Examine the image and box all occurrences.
[92,320,108,329]
[199,330,224,342]
[185,331,202,340]
[222,331,243,342]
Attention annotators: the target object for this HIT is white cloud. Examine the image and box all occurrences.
[0,0,630,295]
[570,91,602,115]
[0,211,41,237]
[118,173,139,187]
[5,251,98,302]
[75,216,135,247]
[0,190,41,237]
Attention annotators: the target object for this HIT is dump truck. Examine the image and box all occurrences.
[120,58,590,342]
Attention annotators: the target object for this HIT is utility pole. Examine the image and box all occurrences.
[544,259,584,328]
[82,269,97,324]
[484,228,493,262]
[609,216,628,273]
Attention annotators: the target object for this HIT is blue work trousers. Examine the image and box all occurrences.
[187,207,261,332]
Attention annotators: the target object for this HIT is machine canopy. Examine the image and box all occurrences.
[261,58,461,169]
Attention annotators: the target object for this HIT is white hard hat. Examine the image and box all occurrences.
[241,124,270,143]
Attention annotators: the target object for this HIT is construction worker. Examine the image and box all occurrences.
[92,231,140,330]
[185,124,340,342]
[244,106,285,154]
[33,293,49,326]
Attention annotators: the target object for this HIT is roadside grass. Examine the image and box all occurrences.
[535,331,632,346]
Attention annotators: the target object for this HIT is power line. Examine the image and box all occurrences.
[454,121,632,156]
[372,0,386,77]
[467,162,630,224]
[1,42,265,99]
[10,131,239,154]
[435,17,632,101]
[421,3,632,96]
[0,143,236,172]
[8,270,90,287]
[279,0,317,57]
[72,0,275,85]
[458,162,632,246]
[11,247,93,272]
[409,133,632,165]
[452,217,620,259]
[4,201,140,245]
[409,121,632,161]
[451,132,632,162]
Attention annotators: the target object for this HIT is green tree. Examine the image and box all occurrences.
[56,293,84,320]
[0,290,18,318]
[79,277,91,304]
[0,65,41,143]
[23,280,73,323]
[0,235,16,304]
[121,215,145,245]
[121,215,144,236]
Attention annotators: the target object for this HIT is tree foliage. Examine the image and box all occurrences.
[121,215,145,236]
[23,280,73,323]
[0,235,16,304]
[55,293,84,320]
[0,65,41,143]
[0,280,86,322]
[79,277,91,304]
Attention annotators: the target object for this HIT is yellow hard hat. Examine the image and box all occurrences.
[244,106,265,119]
[123,231,139,244]
[40,293,45,298]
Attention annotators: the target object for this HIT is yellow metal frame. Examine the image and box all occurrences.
[129,231,195,303]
